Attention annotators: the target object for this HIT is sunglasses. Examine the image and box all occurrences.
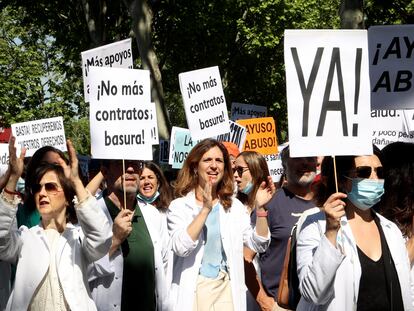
[233,166,249,176]
[31,182,63,195]
[355,166,384,179]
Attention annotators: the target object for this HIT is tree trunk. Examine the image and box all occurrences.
[340,0,364,29]
[80,0,108,47]
[122,0,171,140]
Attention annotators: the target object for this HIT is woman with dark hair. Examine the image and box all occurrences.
[0,138,112,311]
[296,148,413,310]
[17,145,69,228]
[138,161,173,211]
[167,139,272,311]
[233,151,275,311]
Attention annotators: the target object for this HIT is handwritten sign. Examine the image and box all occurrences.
[81,38,133,102]
[89,67,154,160]
[11,117,67,157]
[230,102,267,120]
[285,29,372,157]
[369,25,414,110]
[179,66,230,140]
[236,117,278,155]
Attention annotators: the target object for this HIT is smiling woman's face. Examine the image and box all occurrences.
[139,167,159,198]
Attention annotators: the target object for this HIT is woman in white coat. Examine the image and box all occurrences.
[0,138,112,311]
[167,139,272,311]
[296,150,414,311]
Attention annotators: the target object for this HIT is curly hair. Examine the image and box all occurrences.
[173,138,234,209]
[236,151,270,209]
[380,142,414,238]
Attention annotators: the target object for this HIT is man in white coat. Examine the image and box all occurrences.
[89,160,170,311]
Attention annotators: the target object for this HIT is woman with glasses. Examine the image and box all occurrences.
[233,151,275,311]
[0,137,112,311]
[167,139,273,311]
[296,148,413,311]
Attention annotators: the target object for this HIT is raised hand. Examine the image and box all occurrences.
[201,177,213,211]
[57,139,80,183]
[322,192,347,247]
[8,136,26,180]
[110,209,134,256]
[255,176,276,208]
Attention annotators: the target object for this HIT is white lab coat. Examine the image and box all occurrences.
[0,195,112,311]
[167,192,270,311]
[89,199,171,311]
[296,210,414,311]
[0,261,10,311]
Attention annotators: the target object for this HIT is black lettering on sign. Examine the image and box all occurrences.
[291,47,324,137]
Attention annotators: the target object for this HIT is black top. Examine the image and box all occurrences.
[356,215,404,311]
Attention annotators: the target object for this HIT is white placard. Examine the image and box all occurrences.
[371,109,414,149]
[212,121,247,151]
[0,144,9,176]
[369,25,414,110]
[285,30,372,157]
[230,102,267,120]
[81,38,133,102]
[11,117,67,157]
[149,102,159,145]
[179,66,230,140]
[89,67,154,160]
[402,110,414,133]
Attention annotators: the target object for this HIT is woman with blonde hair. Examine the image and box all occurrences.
[167,139,273,311]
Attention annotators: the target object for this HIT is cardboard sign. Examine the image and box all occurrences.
[230,102,267,120]
[179,66,230,140]
[11,117,67,157]
[81,38,133,102]
[0,144,9,176]
[169,127,200,169]
[371,109,414,149]
[213,121,247,151]
[159,139,170,164]
[369,25,414,110]
[285,30,372,157]
[236,117,278,155]
[89,67,154,160]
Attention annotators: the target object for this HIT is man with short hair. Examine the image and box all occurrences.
[256,146,317,310]
[89,159,170,311]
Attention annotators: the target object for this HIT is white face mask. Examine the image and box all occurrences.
[347,178,384,211]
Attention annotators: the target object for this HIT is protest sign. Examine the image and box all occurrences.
[179,66,230,140]
[159,139,170,164]
[213,121,247,151]
[402,110,414,133]
[0,144,9,176]
[236,117,278,155]
[11,117,67,157]
[89,66,154,160]
[285,30,372,157]
[149,102,159,145]
[230,102,267,120]
[371,109,414,149]
[169,127,200,169]
[81,38,133,102]
[369,25,414,110]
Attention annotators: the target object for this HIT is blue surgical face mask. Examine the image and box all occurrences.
[241,181,254,195]
[16,177,25,195]
[347,178,384,211]
[137,191,160,204]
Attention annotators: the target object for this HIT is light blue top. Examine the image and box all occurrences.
[199,203,227,278]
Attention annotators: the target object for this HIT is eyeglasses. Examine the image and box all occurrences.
[31,182,63,195]
[233,166,249,176]
[355,166,384,179]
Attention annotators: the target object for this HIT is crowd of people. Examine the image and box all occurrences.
[0,137,413,311]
